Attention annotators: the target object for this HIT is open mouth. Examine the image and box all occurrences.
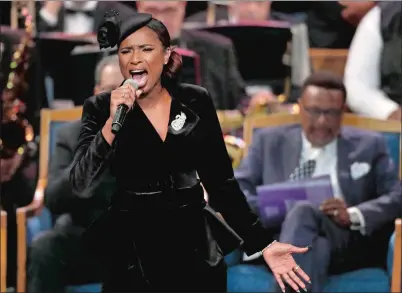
[129,69,148,88]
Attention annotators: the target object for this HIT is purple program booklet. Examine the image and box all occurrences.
[257,175,334,228]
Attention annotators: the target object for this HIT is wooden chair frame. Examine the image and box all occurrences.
[309,48,349,76]
[16,107,83,292]
[392,219,401,293]
[1,210,7,292]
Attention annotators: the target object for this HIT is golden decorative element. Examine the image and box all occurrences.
[1,1,36,156]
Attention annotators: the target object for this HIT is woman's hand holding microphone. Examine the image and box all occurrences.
[102,81,142,145]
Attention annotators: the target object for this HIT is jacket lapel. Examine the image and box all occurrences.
[336,130,356,205]
[167,90,200,137]
[281,126,302,180]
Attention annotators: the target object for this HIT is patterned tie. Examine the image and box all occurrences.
[289,159,317,181]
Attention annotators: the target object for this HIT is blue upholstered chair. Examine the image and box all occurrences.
[16,107,86,292]
[226,113,401,292]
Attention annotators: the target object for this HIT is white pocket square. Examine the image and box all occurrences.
[350,162,371,180]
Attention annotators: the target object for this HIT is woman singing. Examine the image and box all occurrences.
[70,10,311,293]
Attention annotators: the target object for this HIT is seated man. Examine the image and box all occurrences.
[186,1,311,103]
[344,2,401,121]
[235,71,402,292]
[28,54,123,292]
[136,0,273,112]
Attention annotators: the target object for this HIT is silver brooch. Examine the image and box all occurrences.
[171,112,186,131]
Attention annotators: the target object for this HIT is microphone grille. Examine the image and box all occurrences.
[124,79,139,90]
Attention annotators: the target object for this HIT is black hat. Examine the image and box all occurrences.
[97,10,153,49]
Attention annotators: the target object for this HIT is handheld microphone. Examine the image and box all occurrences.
[111,79,139,134]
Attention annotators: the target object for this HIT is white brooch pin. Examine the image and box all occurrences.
[171,112,187,131]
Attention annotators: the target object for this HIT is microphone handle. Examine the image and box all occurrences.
[111,104,129,134]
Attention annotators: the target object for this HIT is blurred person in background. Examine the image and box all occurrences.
[186,1,311,106]
[136,1,274,112]
[344,2,401,121]
[306,1,375,49]
[37,1,135,34]
[28,54,123,293]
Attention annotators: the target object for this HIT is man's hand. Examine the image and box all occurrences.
[387,108,402,121]
[320,198,351,227]
[339,1,376,26]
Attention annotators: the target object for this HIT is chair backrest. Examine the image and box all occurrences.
[13,107,84,293]
[217,110,244,134]
[174,47,202,86]
[392,219,401,293]
[309,48,349,76]
[1,210,7,292]
[39,107,83,181]
[243,113,401,178]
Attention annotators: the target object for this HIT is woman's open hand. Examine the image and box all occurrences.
[262,241,311,292]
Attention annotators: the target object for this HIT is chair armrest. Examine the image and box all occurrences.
[1,210,7,292]
[15,178,47,293]
[391,218,401,293]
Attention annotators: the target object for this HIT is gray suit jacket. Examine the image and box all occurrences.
[235,124,402,236]
[45,120,114,229]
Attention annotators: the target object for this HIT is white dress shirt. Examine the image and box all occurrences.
[39,1,98,34]
[301,134,366,235]
[344,6,400,120]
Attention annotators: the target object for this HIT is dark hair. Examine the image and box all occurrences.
[302,71,347,103]
[145,18,182,85]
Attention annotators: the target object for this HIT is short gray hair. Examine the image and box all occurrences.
[94,54,119,85]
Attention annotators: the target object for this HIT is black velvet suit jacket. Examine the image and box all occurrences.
[44,120,114,229]
[69,83,271,263]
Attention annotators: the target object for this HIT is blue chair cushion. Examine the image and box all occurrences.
[387,232,395,279]
[49,121,69,158]
[227,264,275,292]
[66,283,102,292]
[27,207,53,245]
[324,268,389,292]
[382,132,400,171]
[225,249,242,267]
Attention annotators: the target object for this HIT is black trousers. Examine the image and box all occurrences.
[28,214,102,293]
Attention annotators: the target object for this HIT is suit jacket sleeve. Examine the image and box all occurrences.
[44,125,78,214]
[69,95,114,195]
[234,129,264,196]
[226,43,248,110]
[196,88,272,256]
[355,136,402,235]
